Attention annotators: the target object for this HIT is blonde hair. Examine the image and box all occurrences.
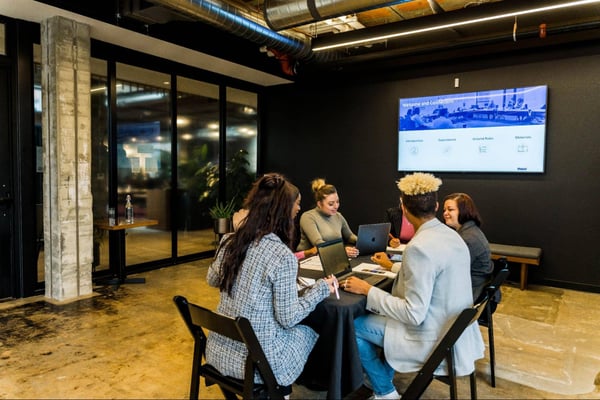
[311,178,337,203]
[397,172,442,196]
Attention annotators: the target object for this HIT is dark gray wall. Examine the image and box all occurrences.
[261,47,600,292]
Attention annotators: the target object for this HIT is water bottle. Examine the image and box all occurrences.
[125,194,134,223]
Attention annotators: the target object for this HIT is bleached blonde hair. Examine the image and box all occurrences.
[397,172,442,196]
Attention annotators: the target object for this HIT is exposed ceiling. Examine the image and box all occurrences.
[27,0,600,82]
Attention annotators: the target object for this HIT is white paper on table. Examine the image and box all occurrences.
[298,255,323,271]
[297,276,316,291]
[353,263,397,279]
[386,244,406,253]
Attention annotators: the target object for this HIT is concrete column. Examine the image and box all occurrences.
[41,16,93,301]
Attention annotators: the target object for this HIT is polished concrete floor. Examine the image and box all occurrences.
[2,259,600,399]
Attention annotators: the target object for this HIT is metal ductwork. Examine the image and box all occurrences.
[264,0,412,31]
[147,0,316,61]
[135,0,600,77]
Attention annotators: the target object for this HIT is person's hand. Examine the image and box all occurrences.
[324,275,339,294]
[389,238,401,248]
[388,233,401,248]
[346,246,359,258]
[371,252,393,270]
[304,247,318,258]
[341,276,372,296]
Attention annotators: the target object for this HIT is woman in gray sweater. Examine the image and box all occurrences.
[442,192,494,301]
[297,178,359,258]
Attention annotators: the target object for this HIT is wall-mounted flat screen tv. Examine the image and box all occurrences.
[398,85,548,173]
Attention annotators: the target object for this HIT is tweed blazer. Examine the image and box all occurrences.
[366,218,485,376]
[206,233,330,386]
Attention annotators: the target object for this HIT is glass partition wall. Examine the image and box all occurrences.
[90,58,110,272]
[176,77,220,256]
[225,88,258,205]
[115,63,173,266]
[89,61,257,275]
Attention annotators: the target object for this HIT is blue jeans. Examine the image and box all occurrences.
[354,314,396,396]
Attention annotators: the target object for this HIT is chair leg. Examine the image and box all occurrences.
[469,371,478,400]
[488,311,496,388]
[190,340,205,400]
[447,351,458,400]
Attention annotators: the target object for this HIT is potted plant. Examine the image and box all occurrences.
[209,198,237,235]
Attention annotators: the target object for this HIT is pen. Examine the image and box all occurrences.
[332,275,340,300]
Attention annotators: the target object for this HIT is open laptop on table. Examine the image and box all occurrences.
[317,238,387,287]
[355,222,391,255]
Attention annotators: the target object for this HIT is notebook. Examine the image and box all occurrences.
[317,238,387,287]
[355,222,392,255]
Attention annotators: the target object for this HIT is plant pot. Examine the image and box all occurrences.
[214,218,233,234]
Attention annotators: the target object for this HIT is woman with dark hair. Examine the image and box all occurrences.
[297,178,359,258]
[442,192,494,302]
[206,173,337,396]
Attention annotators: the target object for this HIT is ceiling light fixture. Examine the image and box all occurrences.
[312,0,600,52]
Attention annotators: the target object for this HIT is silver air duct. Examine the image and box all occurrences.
[264,0,412,31]
[148,0,314,60]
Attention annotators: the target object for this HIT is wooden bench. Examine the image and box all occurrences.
[489,243,542,290]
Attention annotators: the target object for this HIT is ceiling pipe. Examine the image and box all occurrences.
[427,0,445,14]
[263,0,412,31]
[147,0,318,62]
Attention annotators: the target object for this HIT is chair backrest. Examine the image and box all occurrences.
[402,296,489,399]
[487,267,510,298]
[475,257,510,306]
[173,295,283,400]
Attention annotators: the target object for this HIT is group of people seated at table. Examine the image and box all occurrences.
[206,171,496,399]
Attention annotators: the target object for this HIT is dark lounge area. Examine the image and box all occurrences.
[1,0,599,399]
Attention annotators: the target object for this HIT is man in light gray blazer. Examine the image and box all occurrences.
[343,173,484,399]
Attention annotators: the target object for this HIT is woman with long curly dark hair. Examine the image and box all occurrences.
[206,173,336,396]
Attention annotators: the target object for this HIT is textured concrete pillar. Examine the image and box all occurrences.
[41,16,93,301]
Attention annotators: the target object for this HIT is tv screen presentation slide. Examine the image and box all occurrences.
[398,85,548,173]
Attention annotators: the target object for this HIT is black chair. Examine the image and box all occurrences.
[402,295,490,400]
[475,258,510,388]
[173,295,285,400]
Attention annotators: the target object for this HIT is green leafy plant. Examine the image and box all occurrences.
[209,198,237,219]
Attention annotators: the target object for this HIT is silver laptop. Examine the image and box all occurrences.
[317,238,387,286]
[355,222,391,255]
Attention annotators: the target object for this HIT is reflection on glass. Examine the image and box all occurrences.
[116,63,172,265]
[176,77,220,256]
[225,87,257,207]
[90,58,109,272]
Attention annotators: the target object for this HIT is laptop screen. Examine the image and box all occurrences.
[317,239,351,277]
[356,222,391,255]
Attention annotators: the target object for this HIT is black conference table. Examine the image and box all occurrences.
[297,257,394,399]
